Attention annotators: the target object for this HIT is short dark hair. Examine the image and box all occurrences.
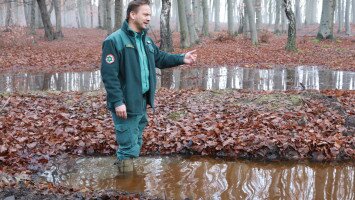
[126,0,151,21]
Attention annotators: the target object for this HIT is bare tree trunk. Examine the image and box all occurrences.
[14,0,19,25]
[262,0,267,24]
[202,0,209,36]
[238,6,244,34]
[295,0,302,29]
[0,3,4,26]
[106,0,113,34]
[185,0,199,44]
[153,0,161,23]
[255,0,261,31]
[243,2,249,36]
[344,0,351,35]
[283,0,297,51]
[305,0,317,25]
[281,2,287,33]
[305,0,310,25]
[30,0,36,34]
[245,0,258,45]
[317,0,336,39]
[311,0,318,24]
[114,0,123,31]
[98,0,103,28]
[53,0,63,38]
[160,0,174,52]
[352,0,355,23]
[214,0,220,31]
[337,0,343,33]
[77,0,85,28]
[173,0,179,31]
[103,0,108,29]
[35,1,43,28]
[75,0,81,28]
[274,0,281,34]
[227,0,234,35]
[210,0,214,19]
[268,0,273,25]
[37,0,55,40]
[193,0,203,33]
[177,0,190,48]
[48,0,54,15]
[24,0,31,27]
[90,0,93,28]
[5,0,13,31]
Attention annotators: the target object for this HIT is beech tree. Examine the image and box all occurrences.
[160,0,173,52]
[177,0,190,48]
[283,0,297,51]
[37,0,55,40]
[114,0,123,31]
[244,0,258,45]
[317,0,336,39]
[227,0,234,36]
[53,0,63,38]
[185,0,199,44]
[202,0,209,36]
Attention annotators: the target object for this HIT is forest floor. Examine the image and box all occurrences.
[0,89,354,198]
[0,25,355,199]
[0,25,354,73]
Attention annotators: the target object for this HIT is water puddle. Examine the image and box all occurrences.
[41,156,355,199]
[0,66,354,92]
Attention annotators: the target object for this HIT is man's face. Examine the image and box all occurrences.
[131,5,151,31]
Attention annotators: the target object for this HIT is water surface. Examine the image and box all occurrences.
[41,156,355,200]
[1,66,354,92]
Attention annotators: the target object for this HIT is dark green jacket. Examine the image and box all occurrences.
[101,20,185,115]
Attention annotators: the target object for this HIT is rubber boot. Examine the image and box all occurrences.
[115,159,134,173]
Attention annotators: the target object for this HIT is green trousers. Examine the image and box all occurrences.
[111,100,148,160]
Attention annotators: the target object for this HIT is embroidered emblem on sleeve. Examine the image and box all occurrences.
[106,54,115,64]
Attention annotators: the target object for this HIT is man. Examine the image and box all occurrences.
[101,0,197,173]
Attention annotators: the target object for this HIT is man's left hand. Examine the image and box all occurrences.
[183,50,197,65]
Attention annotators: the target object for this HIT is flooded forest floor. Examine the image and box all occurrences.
[0,26,354,198]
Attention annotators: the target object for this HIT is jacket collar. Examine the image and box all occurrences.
[121,20,148,37]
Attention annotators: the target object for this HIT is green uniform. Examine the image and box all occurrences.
[101,20,184,160]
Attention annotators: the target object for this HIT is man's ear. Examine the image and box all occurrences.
[130,11,136,20]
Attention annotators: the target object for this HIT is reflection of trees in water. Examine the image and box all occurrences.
[226,67,234,89]
[180,68,190,89]
[319,69,332,90]
[55,73,64,90]
[269,168,282,198]
[242,68,255,90]
[202,68,208,89]
[211,68,221,90]
[161,69,174,89]
[286,68,296,90]
[0,67,354,92]
[42,73,51,90]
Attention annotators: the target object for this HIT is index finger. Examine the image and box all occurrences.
[188,49,197,54]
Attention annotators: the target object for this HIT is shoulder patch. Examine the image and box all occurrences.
[105,54,115,64]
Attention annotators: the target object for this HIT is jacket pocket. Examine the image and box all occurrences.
[114,125,132,149]
[147,44,155,53]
